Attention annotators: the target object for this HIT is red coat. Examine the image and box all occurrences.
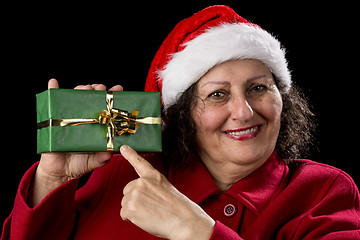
[1,152,360,239]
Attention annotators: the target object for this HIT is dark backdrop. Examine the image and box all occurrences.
[1,1,359,226]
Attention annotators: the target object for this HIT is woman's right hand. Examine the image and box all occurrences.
[29,79,123,207]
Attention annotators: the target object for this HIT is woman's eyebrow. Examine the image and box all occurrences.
[201,81,231,88]
[246,75,271,82]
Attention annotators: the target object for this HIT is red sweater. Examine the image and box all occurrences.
[1,153,360,239]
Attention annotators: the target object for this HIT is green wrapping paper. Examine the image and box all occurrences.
[36,89,162,153]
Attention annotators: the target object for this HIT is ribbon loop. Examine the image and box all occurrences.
[98,110,111,124]
[105,108,140,136]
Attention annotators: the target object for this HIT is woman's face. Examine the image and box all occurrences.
[191,60,283,175]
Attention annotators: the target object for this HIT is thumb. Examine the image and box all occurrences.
[88,152,112,170]
[120,145,156,178]
[48,78,60,89]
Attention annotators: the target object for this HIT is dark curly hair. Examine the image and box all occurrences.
[162,78,316,165]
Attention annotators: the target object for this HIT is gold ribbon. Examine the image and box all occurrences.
[37,91,161,151]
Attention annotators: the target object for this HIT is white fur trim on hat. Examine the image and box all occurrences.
[159,23,291,110]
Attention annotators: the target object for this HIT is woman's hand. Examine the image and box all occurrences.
[29,79,123,207]
[120,145,215,240]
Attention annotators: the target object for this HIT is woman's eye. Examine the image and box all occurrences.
[205,90,230,104]
[251,85,267,92]
[247,84,268,98]
[208,91,225,98]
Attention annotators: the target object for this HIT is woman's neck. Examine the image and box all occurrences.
[200,157,266,192]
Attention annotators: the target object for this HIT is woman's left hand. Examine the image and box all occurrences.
[120,145,215,240]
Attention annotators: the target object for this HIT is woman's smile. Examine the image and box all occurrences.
[223,124,262,141]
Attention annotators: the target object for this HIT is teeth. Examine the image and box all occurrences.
[227,126,259,135]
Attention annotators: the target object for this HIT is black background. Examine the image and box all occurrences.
[1,1,359,226]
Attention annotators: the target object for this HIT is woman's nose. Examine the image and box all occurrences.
[229,96,254,124]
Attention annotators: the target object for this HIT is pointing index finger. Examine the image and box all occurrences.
[120,145,156,178]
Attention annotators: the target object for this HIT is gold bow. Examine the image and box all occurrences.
[37,91,161,151]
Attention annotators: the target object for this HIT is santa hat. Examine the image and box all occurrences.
[144,5,291,110]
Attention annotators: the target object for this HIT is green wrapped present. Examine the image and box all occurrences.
[36,89,162,153]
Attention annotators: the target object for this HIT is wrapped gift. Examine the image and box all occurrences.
[36,89,162,153]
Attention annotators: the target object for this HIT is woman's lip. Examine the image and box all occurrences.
[223,124,262,141]
[224,124,262,133]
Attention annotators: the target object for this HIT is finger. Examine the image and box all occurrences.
[120,197,129,220]
[74,84,93,90]
[74,84,107,91]
[122,179,138,196]
[120,145,156,178]
[48,79,59,89]
[91,84,106,90]
[109,85,123,91]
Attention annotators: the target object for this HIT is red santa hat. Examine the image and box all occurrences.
[145,5,291,110]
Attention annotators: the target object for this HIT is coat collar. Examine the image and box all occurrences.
[168,152,288,216]
[168,154,221,204]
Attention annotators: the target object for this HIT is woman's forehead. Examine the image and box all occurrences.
[197,60,273,85]
[200,75,274,87]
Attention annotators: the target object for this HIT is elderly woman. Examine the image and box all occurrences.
[2,5,359,240]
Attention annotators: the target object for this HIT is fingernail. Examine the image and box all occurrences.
[121,145,129,152]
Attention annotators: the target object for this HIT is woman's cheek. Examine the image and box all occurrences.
[258,91,282,123]
[195,106,227,132]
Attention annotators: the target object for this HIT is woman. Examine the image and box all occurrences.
[2,5,359,240]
